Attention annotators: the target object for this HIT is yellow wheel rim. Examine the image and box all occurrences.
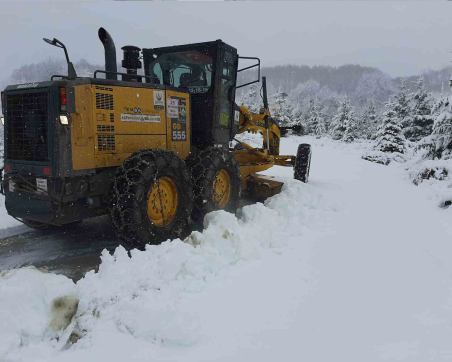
[147,176,178,226]
[213,169,231,209]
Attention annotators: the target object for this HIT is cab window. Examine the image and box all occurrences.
[148,51,213,94]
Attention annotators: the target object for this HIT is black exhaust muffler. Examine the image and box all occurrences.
[98,27,117,80]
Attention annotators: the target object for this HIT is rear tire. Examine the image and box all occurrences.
[110,150,193,248]
[186,147,241,223]
[294,143,312,183]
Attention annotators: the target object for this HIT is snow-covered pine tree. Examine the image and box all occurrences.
[430,97,452,159]
[432,96,449,119]
[271,90,293,128]
[330,98,356,141]
[393,80,411,124]
[343,114,359,143]
[304,99,316,134]
[291,106,304,135]
[313,104,327,137]
[374,101,406,154]
[304,99,327,136]
[360,102,379,139]
[403,77,433,141]
[241,84,261,113]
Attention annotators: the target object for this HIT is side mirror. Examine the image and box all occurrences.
[43,38,65,48]
[43,38,56,46]
[42,37,77,79]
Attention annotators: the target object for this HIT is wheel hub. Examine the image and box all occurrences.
[213,169,231,209]
[147,176,178,226]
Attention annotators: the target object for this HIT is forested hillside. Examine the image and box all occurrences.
[1,58,451,150]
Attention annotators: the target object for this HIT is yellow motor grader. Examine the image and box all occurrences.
[0,28,311,247]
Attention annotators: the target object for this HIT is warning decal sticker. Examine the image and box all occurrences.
[168,96,187,141]
[120,114,161,123]
[167,97,179,119]
[153,90,164,109]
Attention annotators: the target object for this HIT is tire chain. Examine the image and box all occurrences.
[110,149,192,246]
[186,147,240,222]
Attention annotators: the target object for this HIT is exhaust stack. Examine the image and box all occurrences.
[98,27,117,80]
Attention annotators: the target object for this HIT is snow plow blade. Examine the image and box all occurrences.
[246,174,284,201]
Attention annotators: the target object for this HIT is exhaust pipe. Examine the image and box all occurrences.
[98,27,117,80]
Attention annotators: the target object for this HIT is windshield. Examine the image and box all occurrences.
[148,50,213,94]
[148,50,212,93]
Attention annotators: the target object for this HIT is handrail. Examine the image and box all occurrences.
[93,70,153,82]
[51,75,70,80]
[236,56,261,89]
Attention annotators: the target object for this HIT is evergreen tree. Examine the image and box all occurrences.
[304,99,316,134]
[393,80,411,123]
[431,96,449,119]
[241,84,261,113]
[404,77,433,141]
[291,106,304,135]
[430,97,452,159]
[374,101,406,154]
[360,102,379,139]
[271,90,293,127]
[343,115,359,143]
[313,104,327,137]
[304,99,327,136]
[330,98,356,141]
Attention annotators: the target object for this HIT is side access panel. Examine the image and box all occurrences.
[70,84,190,171]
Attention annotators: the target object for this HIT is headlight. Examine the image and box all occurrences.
[0,116,4,126]
[59,115,69,125]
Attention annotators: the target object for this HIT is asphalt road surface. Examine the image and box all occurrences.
[0,199,257,281]
[0,217,120,281]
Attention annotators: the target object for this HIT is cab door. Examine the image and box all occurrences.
[213,44,238,145]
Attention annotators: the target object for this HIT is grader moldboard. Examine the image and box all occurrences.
[0,28,311,247]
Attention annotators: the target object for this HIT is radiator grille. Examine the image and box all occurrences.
[97,134,115,151]
[97,125,115,133]
[95,86,113,92]
[6,92,49,161]
[95,93,114,110]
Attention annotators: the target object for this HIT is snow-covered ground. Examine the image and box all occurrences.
[1,136,452,362]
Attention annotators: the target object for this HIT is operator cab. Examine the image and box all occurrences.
[143,40,258,149]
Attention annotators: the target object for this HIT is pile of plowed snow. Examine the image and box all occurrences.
[3,136,452,362]
[0,137,341,362]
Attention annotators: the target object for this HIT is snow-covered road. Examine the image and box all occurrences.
[1,137,452,362]
[271,139,452,361]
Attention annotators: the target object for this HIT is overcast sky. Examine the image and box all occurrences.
[0,1,451,80]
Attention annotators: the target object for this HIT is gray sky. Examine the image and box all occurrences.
[0,1,451,80]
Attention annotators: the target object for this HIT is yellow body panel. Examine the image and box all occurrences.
[70,84,190,171]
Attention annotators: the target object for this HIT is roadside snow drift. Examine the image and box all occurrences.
[1,136,452,362]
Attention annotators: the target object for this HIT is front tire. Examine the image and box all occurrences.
[110,150,193,248]
[294,143,312,183]
[186,147,241,223]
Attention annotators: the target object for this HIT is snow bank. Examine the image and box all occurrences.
[0,268,75,360]
[0,194,21,230]
[0,145,338,362]
[360,131,452,208]
[3,135,452,362]
[362,149,406,165]
[406,157,452,207]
